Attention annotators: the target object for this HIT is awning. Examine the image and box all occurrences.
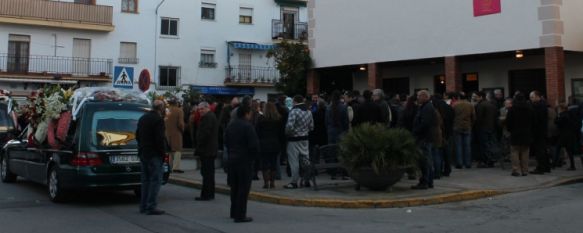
[274,0,307,7]
[230,42,274,50]
[191,85,255,96]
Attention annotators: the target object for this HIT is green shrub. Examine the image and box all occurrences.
[339,123,419,175]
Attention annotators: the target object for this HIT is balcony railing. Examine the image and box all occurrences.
[0,53,112,77]
[0,0,113,27]
[118,57,139,64]
[272,19,308,41]
[225,66,280,86]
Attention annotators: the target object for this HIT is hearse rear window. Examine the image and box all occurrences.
[91,110,143,148]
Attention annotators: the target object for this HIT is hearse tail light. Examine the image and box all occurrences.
[71,152,102,166]
[164,154,170,164]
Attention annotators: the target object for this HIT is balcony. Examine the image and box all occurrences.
[272,19,308,41]
[0,53,112,81]
[0,0,114,32]
[224,66,280,87]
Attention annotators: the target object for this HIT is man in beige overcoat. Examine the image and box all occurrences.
[165,98,185,173]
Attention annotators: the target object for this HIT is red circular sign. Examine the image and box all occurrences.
[138,69,151,92]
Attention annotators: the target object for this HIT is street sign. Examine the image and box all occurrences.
[113,66,134,89]
[138,69,151,92]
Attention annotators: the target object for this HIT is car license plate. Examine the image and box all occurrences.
[109,155,140,164]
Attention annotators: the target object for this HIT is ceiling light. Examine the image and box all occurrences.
[359,66,366,71]
[515,50,524,59]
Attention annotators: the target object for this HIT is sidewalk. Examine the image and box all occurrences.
[169,157,583,208]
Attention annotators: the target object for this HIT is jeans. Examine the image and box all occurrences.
[418,142,434,186]
[140,156,163,212]
[455,131,472,168]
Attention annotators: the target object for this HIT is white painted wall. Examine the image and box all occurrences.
[311,0,546,68]
[0,0,308,100]
[561,0,583,52]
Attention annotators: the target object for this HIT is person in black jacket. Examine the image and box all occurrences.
[256,102,284,189]
[411,90,437,190]
[529,91,550,174]
[195,102,219,201]
[352,90,383,127]
[506,94,534,176]
[556,103,581,170]
[136,100,167,215]
[225,104,260,223]
[432,95,455,177]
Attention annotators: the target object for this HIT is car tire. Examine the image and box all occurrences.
[1,155,17,183]
[48,167,68,203]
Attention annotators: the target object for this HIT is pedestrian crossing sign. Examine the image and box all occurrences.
[113,66,134,89]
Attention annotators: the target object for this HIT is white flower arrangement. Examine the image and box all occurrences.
[44,93,67,121]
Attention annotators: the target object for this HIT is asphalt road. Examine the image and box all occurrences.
[1,178,582,233]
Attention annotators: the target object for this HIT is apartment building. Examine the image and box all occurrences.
[307,0,583,105]
[0,0,308,100]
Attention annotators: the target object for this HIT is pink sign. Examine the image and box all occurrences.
[473,0,501,17]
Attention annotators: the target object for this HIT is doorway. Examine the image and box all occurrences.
[509,69,546,97]
[7,35,30,73]
[434,75,446,96]
[462,73,479,94]
[238,53,252,82]
[72,38,91,76]
[383,77,410,96]
[282,7,298,39]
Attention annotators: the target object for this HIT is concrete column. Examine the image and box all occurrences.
[367,63,381,90]
[306,69,320,95]
[445,56,462,93]
[545,46,565,106]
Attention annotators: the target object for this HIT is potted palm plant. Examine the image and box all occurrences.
[339,123,419,191]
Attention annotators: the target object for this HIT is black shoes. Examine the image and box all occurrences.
[172,169,184,173]
[411,183,433,190]
[145,209,165,215]
[283,183,298,189]
[195,196,214,201]
[511,172,520,177]
[234,217,253,223]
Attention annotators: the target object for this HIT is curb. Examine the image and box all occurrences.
[169,175,583,208]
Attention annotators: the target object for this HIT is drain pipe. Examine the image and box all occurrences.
[154,0,166,90]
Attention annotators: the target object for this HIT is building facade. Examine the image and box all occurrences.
[0,0,308,100]
[308,0,583,105]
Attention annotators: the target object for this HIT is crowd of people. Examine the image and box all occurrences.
[140,87,583,221]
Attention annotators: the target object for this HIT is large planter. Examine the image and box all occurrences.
[350,167,405,191]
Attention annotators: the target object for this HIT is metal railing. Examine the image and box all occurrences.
[118,57,139,64]
[0,0,113,25]
[225,66,280,85]
[272,19,308,40]
[0,53,112,77]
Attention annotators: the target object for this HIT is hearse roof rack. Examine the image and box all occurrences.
[70,87,151,121]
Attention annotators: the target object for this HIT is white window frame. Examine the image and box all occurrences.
[239,7,253,24]
[201,3,216,20]
[119,42,138,64]
[158,66,180,88]
[199,49,217,68]
[160,17,179,37]
[121,0,138,13]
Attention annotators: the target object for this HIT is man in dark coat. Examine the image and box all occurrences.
[352,90,383,127]
[136,100,167,215]
[473,91,499,167]
[529,91,550,174]
[432,95,455,177]
[506,94,534,176]
[225,104,260,223]
[195,102,219,201]
[411,90,437,190]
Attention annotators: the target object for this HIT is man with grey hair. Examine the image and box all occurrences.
[137,100,167,215]
[411,90,437,190]
[195,101,219,201]
[372,89,392,127]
